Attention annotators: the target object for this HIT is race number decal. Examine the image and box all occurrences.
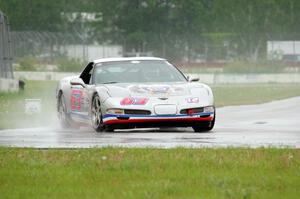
[71,89,83,111]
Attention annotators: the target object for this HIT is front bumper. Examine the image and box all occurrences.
[102,112,214,129]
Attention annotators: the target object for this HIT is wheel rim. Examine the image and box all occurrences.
[92,96,102,128]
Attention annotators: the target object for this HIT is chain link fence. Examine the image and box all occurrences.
[11,31,84,62]
[0,11,13,78]
[11,30,123,66]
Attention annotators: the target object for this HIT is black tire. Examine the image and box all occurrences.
[91,94,114,132]
[105,126,115,132]
[192,113,216,133]
[57,92,72,128]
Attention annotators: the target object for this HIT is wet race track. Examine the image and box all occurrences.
[0,97,299,148]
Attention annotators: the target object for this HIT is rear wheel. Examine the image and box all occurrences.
[57,92,72,128]
[192,113,216,133]
[91,94,114,132]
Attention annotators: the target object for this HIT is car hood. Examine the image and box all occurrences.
[101,82,209,98]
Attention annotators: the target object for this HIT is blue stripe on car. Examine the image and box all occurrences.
[70,111,213,120]
[102,112,213,119]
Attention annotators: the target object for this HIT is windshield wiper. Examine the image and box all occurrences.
[102,81,119,84]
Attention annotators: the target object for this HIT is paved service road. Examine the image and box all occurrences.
[0,97,299,148]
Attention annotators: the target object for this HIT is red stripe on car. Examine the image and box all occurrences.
[104,117,213,125]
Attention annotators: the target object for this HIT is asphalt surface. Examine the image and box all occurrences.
[0,97,299,148]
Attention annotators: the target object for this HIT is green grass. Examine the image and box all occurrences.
[0,148,299,199]
[1,83,300,198]
[212,84,300,107]
[0,81,299,129]
[0,81,57,129]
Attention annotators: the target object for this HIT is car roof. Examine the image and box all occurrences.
[93,57,165,64]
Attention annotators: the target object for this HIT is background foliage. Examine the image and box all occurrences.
[1,0,300,61]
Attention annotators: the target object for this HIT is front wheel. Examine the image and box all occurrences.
[91,94,114,132]
[57,92,72,128]
[192,113,215,133]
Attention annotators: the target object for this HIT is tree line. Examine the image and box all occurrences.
[1,0,299,61]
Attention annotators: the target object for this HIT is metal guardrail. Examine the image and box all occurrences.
[0,11,13,78]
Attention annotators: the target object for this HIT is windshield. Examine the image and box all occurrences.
[93,60,187,84]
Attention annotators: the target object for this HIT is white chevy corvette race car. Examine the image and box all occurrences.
[56,57,215,132]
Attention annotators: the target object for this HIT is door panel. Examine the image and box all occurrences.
[70,86,90,123]
[70,88,83,112]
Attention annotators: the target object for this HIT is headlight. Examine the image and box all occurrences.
[106,109,124,114]
[203,106,214,113]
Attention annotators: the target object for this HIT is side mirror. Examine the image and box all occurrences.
[70,77,86,88]
[190,77,200,82]
[187,76,200,82]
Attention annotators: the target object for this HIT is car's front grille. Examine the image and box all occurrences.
[124,109,151,115]
[180,107,204,114]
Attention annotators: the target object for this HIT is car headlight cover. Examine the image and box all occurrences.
[203,106,214,113]
[106,109,124,114]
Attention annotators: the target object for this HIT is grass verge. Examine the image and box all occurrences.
[0,81,299,129]
[0,81,57,129]
[0,148,299,199]
[212,84,300,107]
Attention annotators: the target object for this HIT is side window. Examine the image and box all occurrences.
[89,69,94,85]
[79,62,94,84]
[89,66,96,84]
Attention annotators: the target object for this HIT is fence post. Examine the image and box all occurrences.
[0,11,4,78]
[0,11,13,79]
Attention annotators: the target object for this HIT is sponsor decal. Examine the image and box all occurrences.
[128,85,184,95]
[186,97,199,103]
[120,97,149,105]
[71,89,83,111]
